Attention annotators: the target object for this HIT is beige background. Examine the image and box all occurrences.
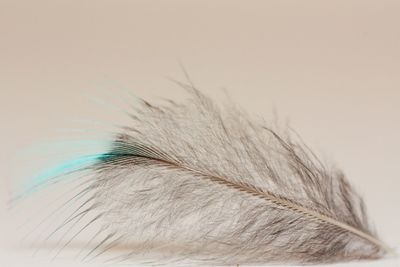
[1,1,399,266]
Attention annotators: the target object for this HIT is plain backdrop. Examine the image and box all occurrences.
[1,1,399,266]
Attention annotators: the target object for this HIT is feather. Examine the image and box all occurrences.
[28,86,392,265]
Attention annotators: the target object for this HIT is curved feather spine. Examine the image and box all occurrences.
[104,140,392,255]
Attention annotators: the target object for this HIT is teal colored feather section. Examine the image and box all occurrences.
[18,154,111,199]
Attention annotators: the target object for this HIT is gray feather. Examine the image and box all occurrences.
[61,87,391,264]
